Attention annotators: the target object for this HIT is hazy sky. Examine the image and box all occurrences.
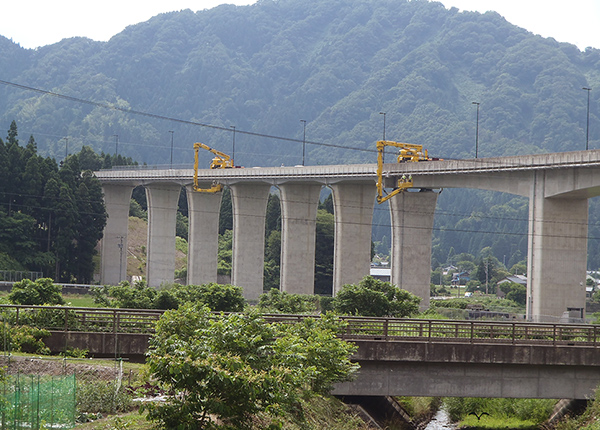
[3,0,599,50]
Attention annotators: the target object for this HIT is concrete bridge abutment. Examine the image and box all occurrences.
[279,183,321,295]
[145,183,181,287]
[100,184,135,286]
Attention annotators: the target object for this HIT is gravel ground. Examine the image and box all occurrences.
[0,355,124,381]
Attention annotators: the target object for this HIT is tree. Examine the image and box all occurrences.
[333,276,421,317]
[8,278,65,306]
[145,305,358,429]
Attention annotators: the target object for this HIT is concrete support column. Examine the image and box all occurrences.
[527,173,587,321]
[146,183,181,287]
[389,190,439,308]
[331,183,374,295]
[279,183,321,295]
[100,184,135,285]
[230,183,271,301]
[185,184,222,285]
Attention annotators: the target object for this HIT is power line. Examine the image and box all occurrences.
[0,79,376,155]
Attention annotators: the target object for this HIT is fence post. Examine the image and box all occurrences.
[470,321,474,344]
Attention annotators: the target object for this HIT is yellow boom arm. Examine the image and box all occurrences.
[376,140,421,204]
[193,142,233,193]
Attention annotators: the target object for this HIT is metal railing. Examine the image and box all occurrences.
[0,305,163,334]
[1,305,599,347]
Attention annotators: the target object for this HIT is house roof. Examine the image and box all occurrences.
[497,275,527,285]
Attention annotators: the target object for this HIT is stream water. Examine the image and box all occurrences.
[423,409,457,430]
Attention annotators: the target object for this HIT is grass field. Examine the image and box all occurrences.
[0,290,99,308]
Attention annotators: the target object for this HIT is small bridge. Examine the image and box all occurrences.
[5,305,600,399]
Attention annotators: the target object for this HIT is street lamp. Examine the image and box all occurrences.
[230,125,236,165]
[583,87,592,150]
[169,130,174,168]
[472,102,480,158]
[300,120,307,166]
[63,137,68,160]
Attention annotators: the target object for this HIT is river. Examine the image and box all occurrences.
[424,409,457,430]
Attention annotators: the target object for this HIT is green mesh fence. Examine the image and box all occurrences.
[0,373,76,429]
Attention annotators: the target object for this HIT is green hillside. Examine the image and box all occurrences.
[1,0,599,270]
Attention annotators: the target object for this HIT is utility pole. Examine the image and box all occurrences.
[472,102,480,158]
[583,87,592,150]
[118,236,124,283]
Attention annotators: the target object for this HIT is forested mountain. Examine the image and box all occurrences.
[1,0,600,272]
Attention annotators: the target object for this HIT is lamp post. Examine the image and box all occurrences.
[472,102,480,158]
[63,137,68,160]
[230,125,236,165]
[300,120,307,166]
[114,134,119,157]
[379,112,386,163]
[169,130,174,168]
[583,87,592,150]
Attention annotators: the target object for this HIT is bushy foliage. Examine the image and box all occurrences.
[8,278,65,306]
[444,397,554,425]
[76,380,133,414]
[144,305,358,429]
[258,288,320,314]
[0,322,51,354]
[333,276,421,317]
[92,281,246,311]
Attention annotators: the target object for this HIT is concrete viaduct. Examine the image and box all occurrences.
[95,149,600,321]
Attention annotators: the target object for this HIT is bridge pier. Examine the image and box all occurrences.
[331,183,374,295]
[230,183,271,301]
[389,190,439,308]
[100,184,135,286]
[279,183,321,295]
[146,183,181,287]
[528,173,587,321]
[185,184,222,285]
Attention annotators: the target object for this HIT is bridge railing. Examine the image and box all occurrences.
[338,317,600,346]
[0,305,163,334]
[0,306,599,346]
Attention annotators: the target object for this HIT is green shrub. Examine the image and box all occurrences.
[0,323,51,354]
[8,278,65,306]
[332,276,421,317]
[92,281,246,312]
[258,289,319,314]
[444,397,554,424]
[77,380,133,414]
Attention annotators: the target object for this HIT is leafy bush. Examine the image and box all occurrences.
[77,380,133,414]
[332,276,421,317]
[0,322,51,354]
[92,281,246,312]
[144,305,358,429]
[258,288,319,314]
[444,397,554,424]
[8,278,65,305]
